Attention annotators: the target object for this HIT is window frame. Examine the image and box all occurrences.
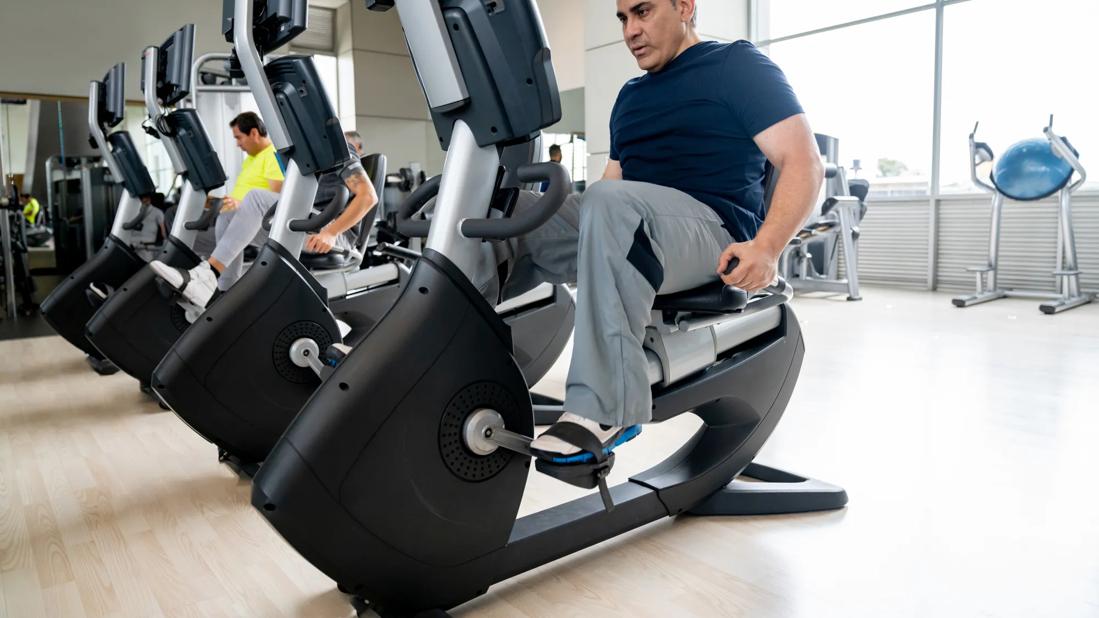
[750,0,1099,200]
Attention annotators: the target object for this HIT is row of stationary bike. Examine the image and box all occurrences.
[41,1,846,615]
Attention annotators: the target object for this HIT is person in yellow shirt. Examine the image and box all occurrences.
[19,193,41,225]
[150,119,378,310]
[223,111,284,209]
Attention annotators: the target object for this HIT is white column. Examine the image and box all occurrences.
[344,3,443,174]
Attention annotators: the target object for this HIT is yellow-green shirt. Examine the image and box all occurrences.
[230,144,284,201]
[23,198,40,225]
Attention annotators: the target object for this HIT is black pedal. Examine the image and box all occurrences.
[322,344,348,369]
[155,277,182,301]
[536,453,616,511]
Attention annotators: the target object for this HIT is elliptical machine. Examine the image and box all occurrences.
[150,0,574,469]
[0,182,38,319]
[85,25,230,391]
[252,1,846,615]
[953,117,1091,314]
[779,134,868,301]
[40,63,160,374]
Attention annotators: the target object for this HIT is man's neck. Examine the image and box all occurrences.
[651,31,703,74]
[250,139,272,157]
[673,32,702,60]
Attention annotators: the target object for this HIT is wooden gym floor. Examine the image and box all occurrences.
[1,287,1097,617]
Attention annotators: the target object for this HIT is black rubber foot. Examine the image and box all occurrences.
[688,462,848,516]
[217,448,260,478]
[86,355,119,376]
[846,296,861,302]
[369,606,450,618]
[951,298,967,308]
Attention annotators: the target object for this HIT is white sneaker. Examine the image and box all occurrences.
[150,260,219,309]
[529,412,625,458]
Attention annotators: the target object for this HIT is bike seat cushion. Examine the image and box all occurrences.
[652,280,748,314]
[300,252,354,271]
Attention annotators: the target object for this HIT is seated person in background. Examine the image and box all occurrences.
[540,144,563,192]
[131,192,168,261]
[19,193,40,225]
[150,125,378,309]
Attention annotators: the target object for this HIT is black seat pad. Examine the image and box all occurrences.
[652,280,748,314]
[300,252,354,271]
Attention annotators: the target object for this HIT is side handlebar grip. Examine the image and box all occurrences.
[289,186,350,233]
[184,198,224,231]
[395,174,441,238]
[122,203,150,231]
[459,162,571,240]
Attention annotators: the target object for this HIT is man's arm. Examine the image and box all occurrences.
[304,170,378,254]
[717,113,823,292]
[267,179,284,193]
[602,159,623,181]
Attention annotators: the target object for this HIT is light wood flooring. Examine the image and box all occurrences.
[1,287,1098,617]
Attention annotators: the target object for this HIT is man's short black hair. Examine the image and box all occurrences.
[19,193,30,199]
[548,144,562,157]
[230,111,267,138]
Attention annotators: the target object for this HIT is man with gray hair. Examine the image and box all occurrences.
[510,0,825,465]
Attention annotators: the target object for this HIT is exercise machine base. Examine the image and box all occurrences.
[688,462,848,516]
[357,460,846,617]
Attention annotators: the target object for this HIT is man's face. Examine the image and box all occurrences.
[232,125,259,155]
[617,0,691,72]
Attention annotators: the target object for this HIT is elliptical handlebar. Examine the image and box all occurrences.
[122,203,150,231]
[142,45,188,176]
[289,186,350,233]
[460,162,571,240]
[1043,121,1087,192]
[184,198,223,231]
[969,120,995,194]
[394,174,441,238]
[87,81,124,183]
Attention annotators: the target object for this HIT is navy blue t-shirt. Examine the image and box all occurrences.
[609,40,803,241]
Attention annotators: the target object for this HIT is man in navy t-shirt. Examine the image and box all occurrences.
[519,0,825,463]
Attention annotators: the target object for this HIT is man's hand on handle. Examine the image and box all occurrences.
[304,230,337,254]
[717,239,781,294]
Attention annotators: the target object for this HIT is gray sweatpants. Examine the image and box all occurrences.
[211,189,351,291]
[504,180,734,426]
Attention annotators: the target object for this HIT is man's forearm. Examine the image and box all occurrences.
[323,193,375,237]
[754,157,823,255]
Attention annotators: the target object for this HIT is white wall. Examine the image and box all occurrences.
[537,0,586,92]
[340,3,444,175]
[0,0,230,101]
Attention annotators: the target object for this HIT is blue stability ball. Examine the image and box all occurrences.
[991,137,1076,201]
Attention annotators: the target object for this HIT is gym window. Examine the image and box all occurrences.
[753,0,1099,197]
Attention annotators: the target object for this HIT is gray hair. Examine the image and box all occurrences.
[343,130,364,154]
[672,0,698,27]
